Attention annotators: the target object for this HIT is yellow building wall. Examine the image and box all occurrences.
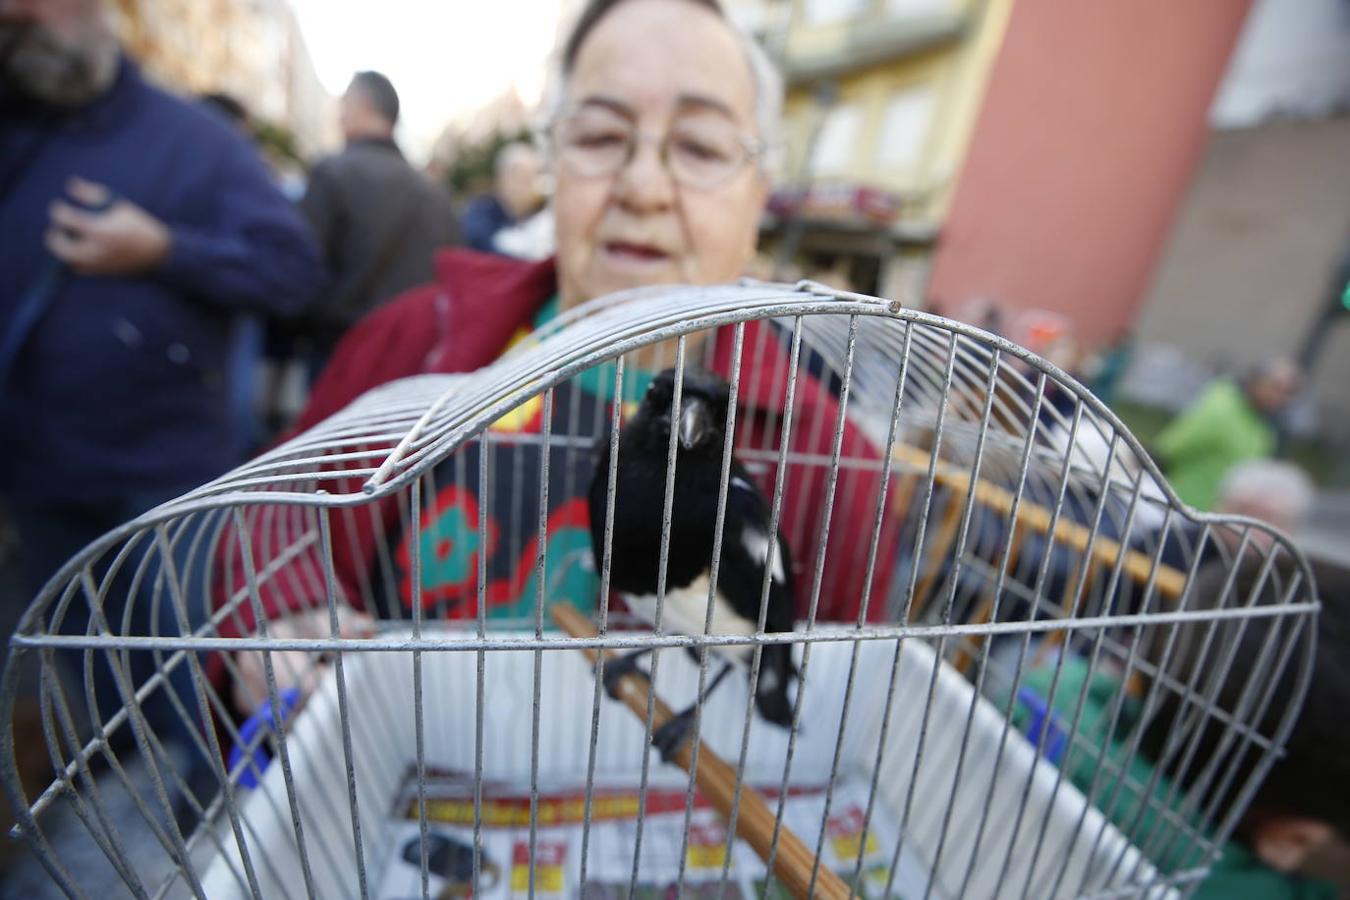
[114,0,235,95]
[780,0,1014,227]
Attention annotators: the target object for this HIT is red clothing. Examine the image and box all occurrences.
[293,249,557,433]
[213,249,899,642]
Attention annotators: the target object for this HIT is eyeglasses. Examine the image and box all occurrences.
[550,106,762,190]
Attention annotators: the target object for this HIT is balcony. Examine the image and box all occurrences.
[780,10,968,86]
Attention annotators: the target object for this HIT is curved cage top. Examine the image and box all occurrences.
[1,281,1319,900]
[161,281,1156,509]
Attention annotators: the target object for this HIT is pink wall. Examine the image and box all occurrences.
[926,0,1252,345]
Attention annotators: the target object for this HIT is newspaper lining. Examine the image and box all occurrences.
[376,769,937,899]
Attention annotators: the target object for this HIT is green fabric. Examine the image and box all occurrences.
[1012,659,1338,898]
[532,293,561,328]
[1192,843,1339,900]
[1153,380,1274,511]
[528,295,655,402]
[1012,661,1202,874]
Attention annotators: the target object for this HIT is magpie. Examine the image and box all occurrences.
[588,367,799,760]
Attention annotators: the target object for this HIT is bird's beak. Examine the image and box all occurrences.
[678,397,711,450]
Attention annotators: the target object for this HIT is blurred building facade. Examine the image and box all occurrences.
[1125,0,1350,447]
[754,0,1014,299]
[925,0,1253,348]
[111,0,337,158]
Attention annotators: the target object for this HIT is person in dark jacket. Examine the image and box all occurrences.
[299,70,458,371]
[460,141,544,254]
[0,0,325,746]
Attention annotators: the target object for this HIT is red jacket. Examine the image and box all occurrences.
[213,249,899,639]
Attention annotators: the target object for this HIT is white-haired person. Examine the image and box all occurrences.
[1212,459,1315,540]
[212,0,903,715]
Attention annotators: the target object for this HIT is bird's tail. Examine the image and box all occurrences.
[753,642,799,728]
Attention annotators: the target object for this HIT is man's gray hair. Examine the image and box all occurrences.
[538,0,784,176]
[350,71,400,126]
[1217,460,1315,531]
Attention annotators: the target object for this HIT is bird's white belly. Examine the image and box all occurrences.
[623,575,757,665]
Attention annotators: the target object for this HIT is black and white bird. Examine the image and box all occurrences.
[588,367,798,759]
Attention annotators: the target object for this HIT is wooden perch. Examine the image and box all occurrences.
[551,604,850,900]
[893,443,1187,600]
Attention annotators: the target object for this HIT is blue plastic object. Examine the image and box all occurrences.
[228,687,301,789]
[1016,685,1068,766]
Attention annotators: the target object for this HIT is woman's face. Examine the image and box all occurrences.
[552,0,769,310]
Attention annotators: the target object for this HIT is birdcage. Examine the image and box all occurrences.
[1,281,1318,900]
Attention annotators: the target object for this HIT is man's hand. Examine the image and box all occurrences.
[44,176,171,275]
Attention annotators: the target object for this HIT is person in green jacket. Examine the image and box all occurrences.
[1154,358,1300,511]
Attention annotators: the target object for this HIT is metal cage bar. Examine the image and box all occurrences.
[0,281,1318,900]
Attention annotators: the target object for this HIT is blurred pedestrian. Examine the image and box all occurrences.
[1154,358,1300,512]
[298,70,458,379]
[492,200,556,260]
[0,0,324,748]
[460,141,544,254]
[197,91,278,453]
[957,295,1006,338]
[1083,328,1134,406]
[199,90,249,134]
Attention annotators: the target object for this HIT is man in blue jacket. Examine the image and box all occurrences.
[0,0,325,746]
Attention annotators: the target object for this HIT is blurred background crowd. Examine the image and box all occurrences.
[6,0,1349,546]
[6,0,1349,539]
[2,0,1349,894]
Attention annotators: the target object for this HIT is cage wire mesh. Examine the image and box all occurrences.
[0,281,1319,900]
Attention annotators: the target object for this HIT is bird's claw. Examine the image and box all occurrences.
[651,709,695,763]
[601,652,649,700]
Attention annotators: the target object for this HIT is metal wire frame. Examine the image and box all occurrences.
[0,280,1318,900]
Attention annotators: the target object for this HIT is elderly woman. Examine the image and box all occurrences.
[216,0,898,712]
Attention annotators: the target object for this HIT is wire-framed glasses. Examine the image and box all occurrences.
[550,105,762,190]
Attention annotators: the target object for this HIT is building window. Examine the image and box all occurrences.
[810,103,864,176]
[802,0,872,27]
[875,86,935,170]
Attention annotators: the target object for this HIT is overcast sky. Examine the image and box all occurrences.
[288,0,565,160]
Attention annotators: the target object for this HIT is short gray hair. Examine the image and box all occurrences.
[1217,460,1315,531]
[538,0,784,176]
[350,71,400,126]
